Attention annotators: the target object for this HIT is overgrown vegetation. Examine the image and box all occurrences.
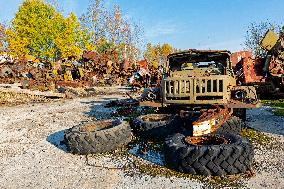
[125,159,250,189]
[0,91,48,106]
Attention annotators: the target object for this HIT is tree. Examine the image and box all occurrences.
[160,43,173,62]
[80,0,107,44]
[81,0,143,64]
[144,43,175,67]
[6,0,86,61]
[7,0,59,59]
[6,29,29,56]
[0,23,7,52]
[55,12,88,59]
[244,21,281,56]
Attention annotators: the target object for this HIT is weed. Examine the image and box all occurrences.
[241,128,272,145]
[261,99,284,116]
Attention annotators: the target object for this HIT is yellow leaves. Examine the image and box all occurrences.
[7,0,59,59]
[6,0,86,61]
[6,28,29,57]
[54,12,84,59]
[86,43,96,51]
[144,43,174,68]
[4,0,141,63]
[161,43,173,57]
[152,60,159,69]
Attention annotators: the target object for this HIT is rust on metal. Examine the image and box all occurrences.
[80,120,116,132]
[141,114,172,122]
[231,30,284,95]
[162,49,258,106]
[226,100,261,108]
[184,135,229,145]
[231,51,265,84]
[192,106,232,136]
[82,51,97,61]
[138,59,148,70]
[192,118,216,136]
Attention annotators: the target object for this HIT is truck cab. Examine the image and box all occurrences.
[161,49,258,108]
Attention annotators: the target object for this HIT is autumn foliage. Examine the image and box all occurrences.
[1,0,143,64]
[5,0,85,61]
[144,43,178,68]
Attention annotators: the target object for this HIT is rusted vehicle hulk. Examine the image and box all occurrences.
[231,30,284,96]
[140,50,259,135]
[135,49,259,176]
[162,50,257,107]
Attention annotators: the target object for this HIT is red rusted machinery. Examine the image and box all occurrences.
[231,30,284,95]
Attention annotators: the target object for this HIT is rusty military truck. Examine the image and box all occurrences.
[133,49,259,176]
[162,50,258,109]
[139,49,259,131]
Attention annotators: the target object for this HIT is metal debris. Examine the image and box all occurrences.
[231,29,284,96]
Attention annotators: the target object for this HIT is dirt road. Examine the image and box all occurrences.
[0,96,283,189]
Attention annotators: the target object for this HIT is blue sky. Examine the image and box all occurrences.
[1,0,283,52]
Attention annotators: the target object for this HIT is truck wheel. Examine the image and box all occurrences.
[132,114,181,140]
[64,120,132,155]
[164,133,254,176]
[215,116,242,135]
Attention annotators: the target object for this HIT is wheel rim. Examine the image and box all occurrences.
[79,120,119,132]
[184,135,229,145]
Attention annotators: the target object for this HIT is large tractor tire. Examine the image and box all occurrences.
[132,114,181,140]
[64,120,132,155]
[164,133,254,176]
[215,116,243,135]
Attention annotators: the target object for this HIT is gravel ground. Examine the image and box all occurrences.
[0,95,284,189]
[245,107,284,189]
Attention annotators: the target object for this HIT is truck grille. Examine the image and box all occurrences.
[163,76,230,104]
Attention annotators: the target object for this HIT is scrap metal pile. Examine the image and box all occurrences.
[0,50,161,92]
[231,30,284,95]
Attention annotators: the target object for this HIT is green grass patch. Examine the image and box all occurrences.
[241,128,272,145]
[261,99,284,116]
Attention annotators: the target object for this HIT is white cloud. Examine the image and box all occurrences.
[145,22,178,39]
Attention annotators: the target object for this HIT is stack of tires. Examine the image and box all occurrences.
[64,110,253,176]
[132,114,254,176]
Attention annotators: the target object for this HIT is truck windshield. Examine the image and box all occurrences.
[168,51,230,71]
